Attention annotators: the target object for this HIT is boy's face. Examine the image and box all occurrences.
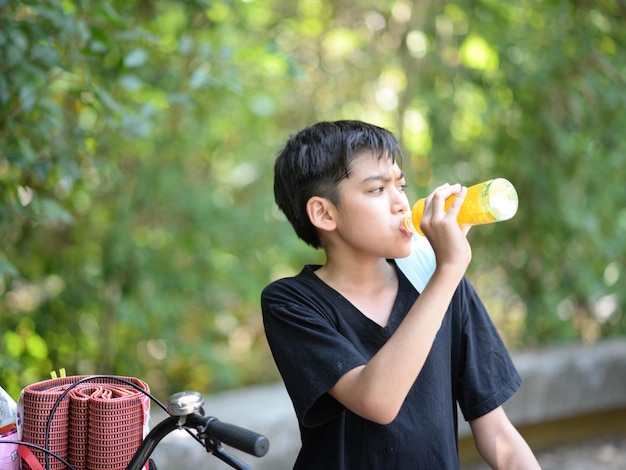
[332,151,414,260]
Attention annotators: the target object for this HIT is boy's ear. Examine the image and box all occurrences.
[306,196,337,232]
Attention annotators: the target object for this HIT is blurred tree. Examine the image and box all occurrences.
[398,0,626,346]
[1,0,625,399]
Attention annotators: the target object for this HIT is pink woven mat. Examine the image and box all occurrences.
[18,376,150,470]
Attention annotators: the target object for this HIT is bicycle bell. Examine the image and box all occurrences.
[167,390,205,416]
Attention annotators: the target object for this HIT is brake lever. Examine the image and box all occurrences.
[200,420,253,470]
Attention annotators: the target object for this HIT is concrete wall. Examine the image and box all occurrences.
[149,338,626,470]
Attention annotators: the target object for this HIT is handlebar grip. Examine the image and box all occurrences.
[205,417,270,457]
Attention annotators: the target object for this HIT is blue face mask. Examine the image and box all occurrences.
[395,235,436,293]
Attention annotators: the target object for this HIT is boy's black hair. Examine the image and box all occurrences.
[274,120,403,248]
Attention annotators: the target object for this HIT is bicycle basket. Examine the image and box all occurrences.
[18,375,150,470]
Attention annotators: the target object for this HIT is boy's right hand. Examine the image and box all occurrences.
[419,183,472,276]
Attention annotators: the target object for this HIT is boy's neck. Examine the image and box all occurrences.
[315,257,398,327]
[315,257,396,293]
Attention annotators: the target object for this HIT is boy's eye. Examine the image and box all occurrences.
[369,183,406,194]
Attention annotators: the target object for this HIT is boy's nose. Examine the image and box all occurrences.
[392,191,410,213]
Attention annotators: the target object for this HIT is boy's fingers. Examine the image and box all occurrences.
[421,184,468,238]
[425,183,463,216]
[445,185,467,216]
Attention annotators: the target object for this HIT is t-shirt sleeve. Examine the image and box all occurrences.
[455,279,522,421]
[261,280,367,427]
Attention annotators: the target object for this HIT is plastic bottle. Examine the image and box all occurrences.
[0,386,18,470]
[403,178,519,236]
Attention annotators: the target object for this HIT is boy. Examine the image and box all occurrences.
[261,120,540,469]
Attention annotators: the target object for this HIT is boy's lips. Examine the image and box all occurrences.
[399,220,414,237]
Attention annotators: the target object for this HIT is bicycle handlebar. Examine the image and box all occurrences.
[126,412,269,470]
[200,415,269,457]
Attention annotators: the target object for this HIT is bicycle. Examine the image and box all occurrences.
[1,375,270,470]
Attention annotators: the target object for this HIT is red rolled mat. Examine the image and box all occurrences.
[18,376,150,470]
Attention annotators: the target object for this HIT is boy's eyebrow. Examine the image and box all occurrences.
[360,170,405,184]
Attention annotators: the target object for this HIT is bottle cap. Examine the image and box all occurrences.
[403,213,417,233]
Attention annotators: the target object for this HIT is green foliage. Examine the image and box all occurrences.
[427,0,626,345]
[1,0,624,398]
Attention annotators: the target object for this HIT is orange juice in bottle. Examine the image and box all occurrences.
[404,178,519,236]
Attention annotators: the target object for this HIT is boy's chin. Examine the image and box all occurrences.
[394,245,413,260]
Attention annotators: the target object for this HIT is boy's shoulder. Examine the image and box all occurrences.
[261,265,321,298]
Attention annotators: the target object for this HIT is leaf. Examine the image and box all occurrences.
[0,260,19,278]
[17,138,37,164]
[35,198,74,226]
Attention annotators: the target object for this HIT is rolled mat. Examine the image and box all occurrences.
[18,375,150,470]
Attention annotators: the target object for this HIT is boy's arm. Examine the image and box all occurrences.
[469,406,541,469]
[329,184,472,425]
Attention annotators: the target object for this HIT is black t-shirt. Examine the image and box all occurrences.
[261,263,521,469]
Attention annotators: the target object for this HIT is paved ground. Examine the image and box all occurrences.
[464,434,626,469]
